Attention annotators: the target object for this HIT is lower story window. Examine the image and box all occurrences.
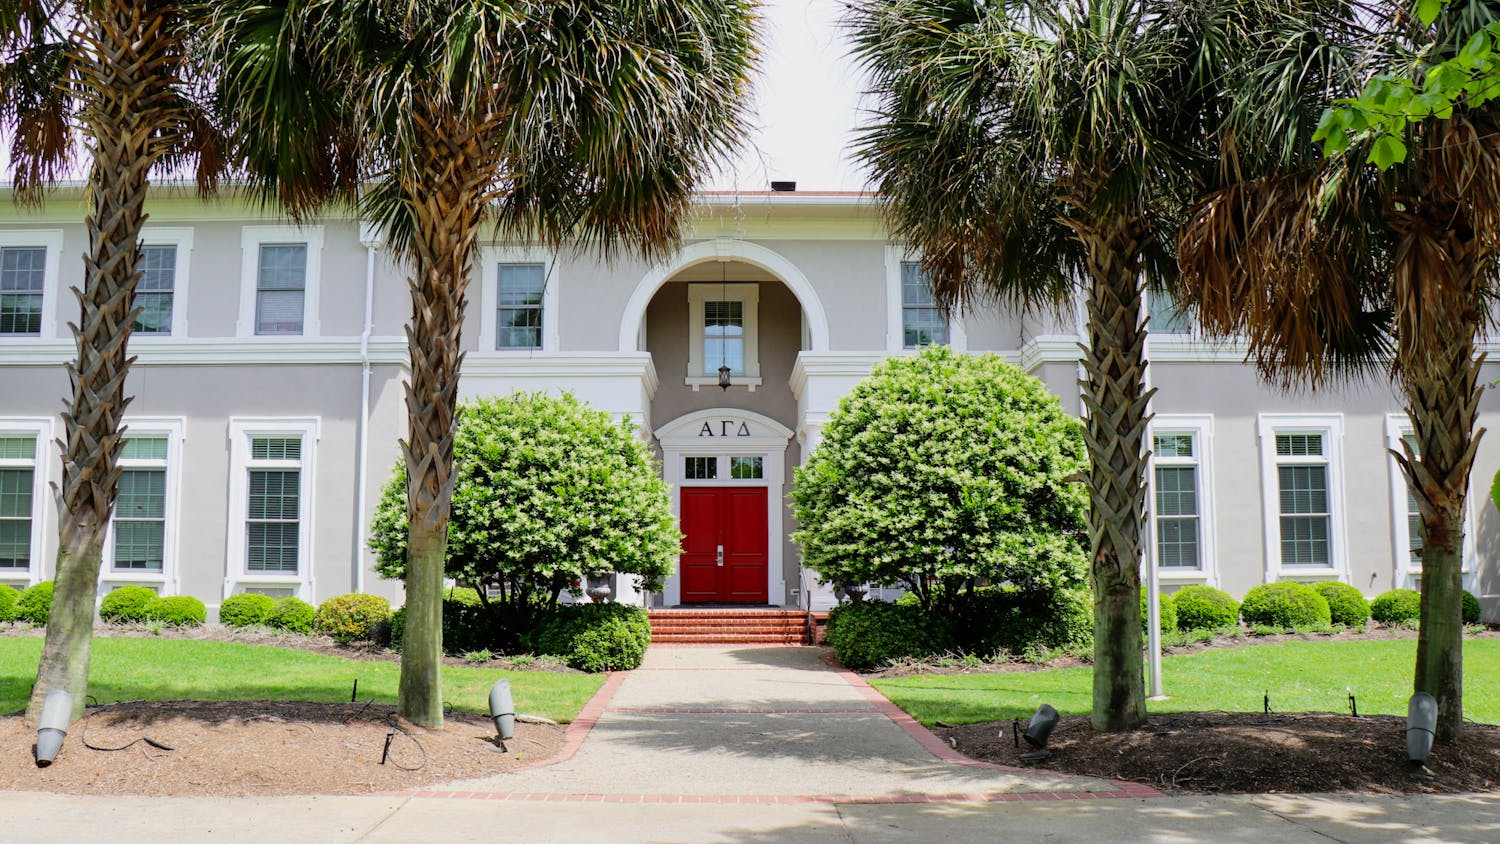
[0,447,35,569]
[247,466,301,573]
[228,420,317,590]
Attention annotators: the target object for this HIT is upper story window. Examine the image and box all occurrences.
[1147,289,1193,334]
[132,245,177,335]
[0,433,38,569]
[238,226,323,338]
[497,263,545,349]
[901,262,948,348]
[1258,415,1346,577]
[0,247,46,336]
[687,282,761,390]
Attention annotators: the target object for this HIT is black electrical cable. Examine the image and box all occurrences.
[380,712,428,771]
[78,702,175,753]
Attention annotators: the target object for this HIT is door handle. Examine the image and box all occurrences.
[716,545,724,567]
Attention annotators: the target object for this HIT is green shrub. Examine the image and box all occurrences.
[1463,590,1483,625]
[314,593,393,643]
[1313,582,1370,627]
[1370,589,1422,625]
[267,597,315,633]
[16,581,52,625]
[793,347,1089,614]
[1239,582,1331,629]
[219,593,277,628]
[959,586,1093,656]
[0,583,20,622]
[532,603,651,672]
[1140,590,1177,637]
[389,587,493,654]
[1172,585,1239,631]
[99,585,157,623]
[144,595,206,626]
[824,601,955,671]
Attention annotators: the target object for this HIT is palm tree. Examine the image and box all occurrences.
[1178,0,1500,742]
[205,0,758,727]
[850,0,1228,731]
[2,1,221,723]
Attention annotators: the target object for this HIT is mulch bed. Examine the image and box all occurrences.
[941,712,1500,794]
[0,699,562,797]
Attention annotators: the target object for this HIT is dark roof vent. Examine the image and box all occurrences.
[770,180,796,192]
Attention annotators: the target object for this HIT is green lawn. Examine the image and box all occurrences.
[0,637,605,723]
[873,638,1500,726]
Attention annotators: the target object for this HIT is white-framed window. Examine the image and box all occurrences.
[478,247,559,352]
[884,247,967,353]
[1146,288,1193,335]
[1258,414,1347,579]
[1384,415,1475,587]
[0,418,52,584]
[131,228,193,338]
[0,230,64,339]
[682,454,766,483]
[237,226,323,338]
[224,418,318,599]
[101,419,184,591]
[1147,415,1217,583]
[687,282,761,390]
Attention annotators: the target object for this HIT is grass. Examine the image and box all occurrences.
[0,637,605,723]
[872,638,1500,727]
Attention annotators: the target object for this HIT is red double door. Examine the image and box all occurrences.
[679,486,769,604]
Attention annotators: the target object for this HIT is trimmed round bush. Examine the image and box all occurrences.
[1239,582,1331,629]
[1140,590,1177,637]
[0,583,19,623]
[315,593,393,643]
[1370,589,1422,625]
[99,585,157,623]
[16,581,53,625]
[219,593,277,628]
[824,601,955,671]
[1464,590,1483,625]
[1313,582,1370,627]
[532,603,651,672]
[267,597,316,633]
[1172,585,1239,631]
[145,595,206,627]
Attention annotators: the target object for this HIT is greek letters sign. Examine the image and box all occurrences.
[699,421,753,438]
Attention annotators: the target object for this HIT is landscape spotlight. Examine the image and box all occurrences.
[1023,703,1060,751]
[1407,692,1437,765]
[35,689,72,767]
[489,678,516,745]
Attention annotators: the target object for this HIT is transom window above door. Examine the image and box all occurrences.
[686,282,761,390]
[682,454,765,482]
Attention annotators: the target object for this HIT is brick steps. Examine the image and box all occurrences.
[648,609,810,645]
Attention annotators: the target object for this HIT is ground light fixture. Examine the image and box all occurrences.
[490,678,516,751]
[35,689,72,766]
[1407,692,1437,779]
[1019,703,1060,761]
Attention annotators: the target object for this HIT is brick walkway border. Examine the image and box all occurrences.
[507,670,627,774]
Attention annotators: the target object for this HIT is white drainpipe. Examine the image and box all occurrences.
[354,222,383,593]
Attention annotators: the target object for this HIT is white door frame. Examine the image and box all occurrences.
[655,408,793,606]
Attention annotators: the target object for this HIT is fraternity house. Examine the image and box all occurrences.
[0,186,1494,620]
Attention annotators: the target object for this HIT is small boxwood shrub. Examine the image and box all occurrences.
[1464,590,1483,625]
[1172,585,1239,631]
[16,581,53,625]
[0,583,19,622]
[145,595,206,626]
[1239,582,1331,629]
[532,603,651,672]
[219,593,277,628]
[315,593,393,643]
[1140,590,1177,637]
[824,601,955,671]
[267,597,316,633]
[99,585,157,623]
[1313,582,1370,627]
[1370,589,1422,625]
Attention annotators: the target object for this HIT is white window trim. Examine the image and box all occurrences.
[1384,414,1476,589]
[883,246,968,353]
[0,417,53,586]
[237,225,323,338]
[0,229,65,341]
[1258,414,1348,582]
[223,417,319,600]
[130,227,195,339]
[100,417,185,595]
[687,281,762,390]
[1146,415,1218,585]
[477,246,560,353]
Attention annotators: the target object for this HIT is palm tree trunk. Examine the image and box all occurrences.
[26,2,174,725]
[1075,218,1151,732]
[395,120,489,729]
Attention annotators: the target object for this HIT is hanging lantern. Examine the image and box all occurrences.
[718,363,732,390]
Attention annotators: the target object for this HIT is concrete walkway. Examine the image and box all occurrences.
[3,645,1498,842]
